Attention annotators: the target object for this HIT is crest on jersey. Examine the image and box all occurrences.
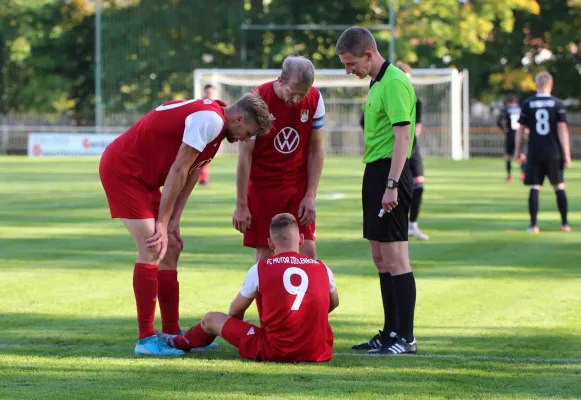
[300,109,309,123]
[274,127,300,154]
[203,99,213,104]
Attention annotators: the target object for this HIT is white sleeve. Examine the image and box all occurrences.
[325,265,336,292]
[182,110,224,152]
[312,92,325,130]
[240,264,259,298]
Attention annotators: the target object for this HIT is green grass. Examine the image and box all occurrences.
[1,156,580,400]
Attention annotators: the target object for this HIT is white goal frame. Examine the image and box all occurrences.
[194,68,469,160]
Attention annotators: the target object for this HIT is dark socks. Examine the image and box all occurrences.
[379,272,398,336]
[506,160,512,177]
[529,188,539,227]
[392,272,417,343]
[556,190,568,226]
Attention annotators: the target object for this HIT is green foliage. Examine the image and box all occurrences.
[0,0,580,118]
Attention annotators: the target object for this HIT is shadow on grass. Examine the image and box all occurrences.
[1,313,581,399]
[1,313,581,361]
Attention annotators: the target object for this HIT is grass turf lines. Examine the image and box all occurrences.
[0,156,580,400]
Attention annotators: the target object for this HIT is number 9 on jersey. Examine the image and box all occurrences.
[283,267,309,311]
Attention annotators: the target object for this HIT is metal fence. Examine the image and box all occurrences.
[1,113,580,158]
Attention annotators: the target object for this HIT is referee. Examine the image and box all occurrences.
[336,27,417,355]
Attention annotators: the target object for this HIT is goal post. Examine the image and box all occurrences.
[193,68,469,160]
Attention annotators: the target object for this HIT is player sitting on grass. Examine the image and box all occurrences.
[159,213,339,362]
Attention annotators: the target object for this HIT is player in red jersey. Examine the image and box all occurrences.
[99,93,272,356]
[232,56,326,262]
[159,213,339,362]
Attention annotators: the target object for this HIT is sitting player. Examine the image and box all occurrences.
[159,213,339,362]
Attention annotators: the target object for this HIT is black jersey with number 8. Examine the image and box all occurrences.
[518,94,567,158]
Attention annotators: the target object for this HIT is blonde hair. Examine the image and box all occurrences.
[535,71,553,89]
[396,62,412,75]
[233,93,273,136]
[270,213,298,240]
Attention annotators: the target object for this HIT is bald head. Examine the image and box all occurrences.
[535,71,553,93]
[280,56,315,87]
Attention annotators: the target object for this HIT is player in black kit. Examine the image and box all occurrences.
[515,72,572,233]
[396,62,429,240]
[497,95,524,182]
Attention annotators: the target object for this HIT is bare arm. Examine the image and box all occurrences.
[305,128,325,199]
[514,125,526,160]
[388,124,412,181]
[558,122,572,167]
[329,288,339,314]
[157,144,200,225]
[233,140,255,233]
[415,123,423,137]
[170,168,200,222]
[236,140,255,205]
[229,293,254,320]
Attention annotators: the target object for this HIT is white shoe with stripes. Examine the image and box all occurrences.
[368,332,417,355]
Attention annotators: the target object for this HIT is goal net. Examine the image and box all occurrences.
[194,69,469,160]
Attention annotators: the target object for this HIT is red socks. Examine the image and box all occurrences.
[157,270,181,334]
[133,263,158,339]
[174,323,215,350]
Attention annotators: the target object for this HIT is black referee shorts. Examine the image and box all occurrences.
[362,158,413,242]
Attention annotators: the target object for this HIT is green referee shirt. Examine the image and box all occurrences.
[363,61,416,163]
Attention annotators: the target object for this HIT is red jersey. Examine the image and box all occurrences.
[105,99,227,189]
[250,81,325,194]
[239,251,335,362]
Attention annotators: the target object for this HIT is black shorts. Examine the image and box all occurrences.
[409,144,424,178]
[505,133,515,155]
[524,154,564,186]
[362,158,413,242]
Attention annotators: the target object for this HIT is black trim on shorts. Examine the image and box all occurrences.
[362,158,413,242]
[393,121,411,127]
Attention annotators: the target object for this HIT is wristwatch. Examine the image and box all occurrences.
[386,178,399,189]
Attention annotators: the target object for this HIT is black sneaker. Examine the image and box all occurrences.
[351,330,384,350]
[368,333,417,355]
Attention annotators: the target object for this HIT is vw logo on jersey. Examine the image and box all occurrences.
[274,127,300,154]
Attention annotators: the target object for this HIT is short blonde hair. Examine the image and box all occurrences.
[396,62,412,75]
[270,213,298,239]
[535,71,553,89]
[233,93,273,136]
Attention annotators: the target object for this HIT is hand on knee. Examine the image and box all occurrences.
[137,244,161,265]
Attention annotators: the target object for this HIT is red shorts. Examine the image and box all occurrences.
[243,187,315,248]
[99,149,160,219]
[221,318,264,361]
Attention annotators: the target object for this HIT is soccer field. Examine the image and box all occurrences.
[1,155,580,400]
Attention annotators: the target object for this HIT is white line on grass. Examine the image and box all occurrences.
[1,343,580,364]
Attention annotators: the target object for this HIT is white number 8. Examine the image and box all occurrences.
[283,267,309,311]
[535,109,550,135]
